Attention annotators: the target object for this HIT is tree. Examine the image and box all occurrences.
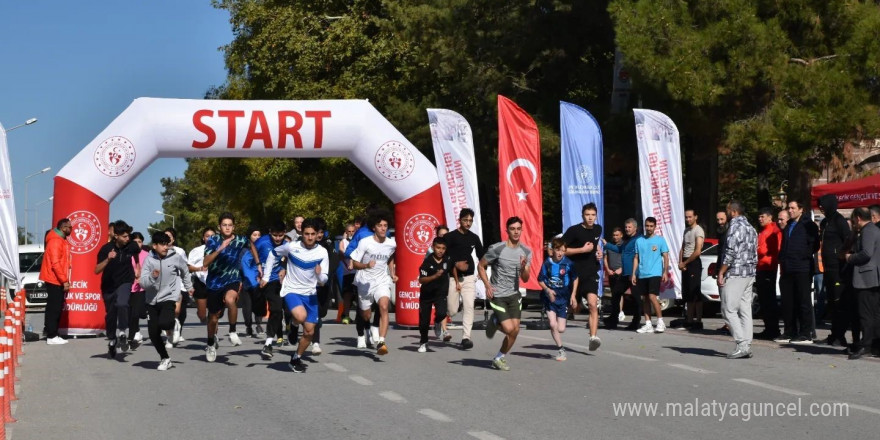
[609,0,880,210]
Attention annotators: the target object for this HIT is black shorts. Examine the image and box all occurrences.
[207,282,241,314]
[191,276,208,300]
[637,276,661,296]
[342,274,356,294]
[576,272,600,296]
[681,259,703,302]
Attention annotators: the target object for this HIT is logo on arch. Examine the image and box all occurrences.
[94,136,136,177]
[374,141,414,181]
[67,210,102,254]
[403,213,440,254]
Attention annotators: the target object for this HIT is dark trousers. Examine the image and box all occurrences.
[826,266,851,340]
[755,270,780,335]
[262,281,283,339]
[129,291,145,339]
[857,288,880,349]
[103,283,133,338]
[419,295,448,344]
[44,282,66,338]
[177,291,188,326]
[147,301,177,359]
[240,286,255,329]
[779,272,814,338]
[628,277,643,326]
[604,274,629,327]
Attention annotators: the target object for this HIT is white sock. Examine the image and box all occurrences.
[378,337,385,343]
[292,353,300,360]
[494,352,505,360]
[265,337,274,346]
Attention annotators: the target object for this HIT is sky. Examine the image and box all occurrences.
[1,1,231,243]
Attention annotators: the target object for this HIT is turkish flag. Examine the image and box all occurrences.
[497,95,542,290]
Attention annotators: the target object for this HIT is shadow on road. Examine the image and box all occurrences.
[522,343,590,357]
[448,358,494,369]
[510,351,553,360]
[663,346,726,357]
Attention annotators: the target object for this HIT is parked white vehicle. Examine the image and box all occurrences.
[700,239,782,310]
[13,244,48,308]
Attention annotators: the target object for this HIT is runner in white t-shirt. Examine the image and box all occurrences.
[350,211,397,355]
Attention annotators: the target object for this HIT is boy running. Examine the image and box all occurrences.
[537,238,579,361]
[417,237,451,353]
[350,210,397,355]
[139,232,193,371]
[263,219,329,373]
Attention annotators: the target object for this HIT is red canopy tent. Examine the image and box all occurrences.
[811,174,880,209]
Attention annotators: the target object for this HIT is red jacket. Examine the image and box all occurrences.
[757,222,782,271]
[39,229,71,286]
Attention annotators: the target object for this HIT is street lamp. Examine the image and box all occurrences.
[3,118,37,133]
[156,210,175,229]
[24,166,52,245]
[34,196,53,240]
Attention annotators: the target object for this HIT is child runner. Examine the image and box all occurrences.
[417,236,451,353]
[537,238,579,361]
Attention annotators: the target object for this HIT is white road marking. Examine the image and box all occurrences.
[848,403,880,415]
[468,431,506,440]
[606,351,657,362]
[667,363,715,374]
[732,378,809,396]
[348,375,373,386]
[324,363,348,373]
[418,408,453,422]
[379,391,407,403]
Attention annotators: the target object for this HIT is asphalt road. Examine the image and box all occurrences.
[10,307,880,439]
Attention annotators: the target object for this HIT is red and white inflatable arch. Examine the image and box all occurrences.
[53,98,443,335]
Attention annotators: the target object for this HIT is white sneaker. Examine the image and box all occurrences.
[418,343,427,353]
[637,323,655,334]
[618,311,626,321]
[589,336,602,351]
[205,345,217,362]
[229,332,242,346]
[157,358,174,371]
[655,320,666,333]
[356,335,367,349]
[165,339,173,350]
[311,342,323,356]
[172,319,182,344]
[133,332,144,343]
[46,336,68,345]
[370,326,379,345]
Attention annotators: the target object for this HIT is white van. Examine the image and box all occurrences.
[15,244,47,307]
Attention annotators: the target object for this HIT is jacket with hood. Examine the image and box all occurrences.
[818,194,851,269]
[39,228,71,286]
[139,248,193,305]
[780,215,820,274]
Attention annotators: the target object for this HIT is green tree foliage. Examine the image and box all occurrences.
[157,0,617,243]
[610,0,880,204]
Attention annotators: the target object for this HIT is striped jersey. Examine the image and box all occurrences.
[264,240,329,296]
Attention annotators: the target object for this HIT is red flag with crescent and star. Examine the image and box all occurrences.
[497,95,542,290]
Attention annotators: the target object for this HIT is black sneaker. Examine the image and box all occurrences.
[289,357,307,373]
[129,338,140,351]
[790,336,814,345]
[246,326,254,338]
[688,322,704,332]
[108,341,117,358]
[461,338,474,350]
[261,344,274,359]
[118,335,129,353]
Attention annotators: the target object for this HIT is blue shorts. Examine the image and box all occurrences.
[542,298,569,317]
[283,293,319,324]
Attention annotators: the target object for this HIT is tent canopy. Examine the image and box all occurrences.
[811,174,880,209]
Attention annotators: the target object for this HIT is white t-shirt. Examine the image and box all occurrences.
[351,235,396,287]
[188,245,208,284]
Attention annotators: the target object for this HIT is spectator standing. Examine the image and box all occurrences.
[717,201,758,359]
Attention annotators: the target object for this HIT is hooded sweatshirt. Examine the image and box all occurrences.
[139,248,193,305]
[818,194,851,269]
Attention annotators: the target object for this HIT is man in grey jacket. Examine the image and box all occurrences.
[717,201,758,359]
[140,232,194,370]
[845,208,880,360]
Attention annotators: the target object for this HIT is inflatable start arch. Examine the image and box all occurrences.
[52,98,444,335]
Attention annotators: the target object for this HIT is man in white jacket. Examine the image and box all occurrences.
[140,232,193,371]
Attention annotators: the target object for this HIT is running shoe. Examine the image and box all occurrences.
[370,327,380,345]
[492,357,510,371]
[205,344,217,362]
[434,321,443,339]
[311,342,323,356]
[357,335,367,349]
[172,319,182,345]
[418,343,428,353]
[618,311,626,321]
[654,320,666,333]
[555,349,567,362]
[108,340,117,358]
[341,316,351,325]
[133,332,144,343]
[442,331,452,343]
[589,336,602,351]
[129,338,141,351]
[277,337,285,346]
[229,332,242,346]
[255,325,266,339]
[636,323,655,334]
[157,358,174,371]
[461,338,474,350]
[245,326,254,338]
[261,344,274,360]
[485,315,499,339]
[289,357,307,373]
[377,341,389,355]
[46,336,68,345]
[165,339,173,350]
[118,334,130,353]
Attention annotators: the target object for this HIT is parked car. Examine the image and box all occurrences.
[701,238,782,316]
[14,244,48,308]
